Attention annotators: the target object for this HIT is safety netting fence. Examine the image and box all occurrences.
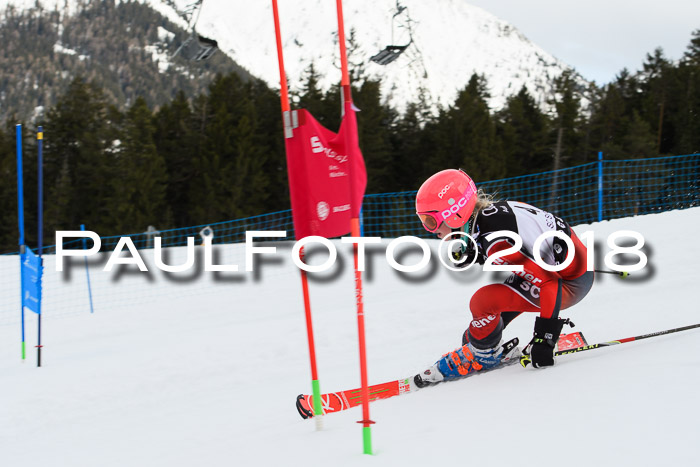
[1,153,698,326]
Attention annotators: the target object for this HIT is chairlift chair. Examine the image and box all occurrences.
[370,2,413,66]
[370,43,410,65]
[175,32,218,61]
[172,0,218,62]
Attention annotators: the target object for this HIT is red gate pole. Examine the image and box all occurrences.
[271,0,324,430]
[335,0,374,455]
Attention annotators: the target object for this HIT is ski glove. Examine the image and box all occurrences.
[530,316,567,368]
[450,235,483,268]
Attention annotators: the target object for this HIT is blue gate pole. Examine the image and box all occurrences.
[37,127,44,367]
[81,224,95,314]
[16,124,26,360]
[38,127,44,256]
[597,151,604,222]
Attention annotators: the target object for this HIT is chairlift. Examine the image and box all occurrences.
[175,32,218,61]
[370,44,410,66]
[172,0,218,62]
[370,2,413,66]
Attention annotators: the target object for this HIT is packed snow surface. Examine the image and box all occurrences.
[1,208,699,466]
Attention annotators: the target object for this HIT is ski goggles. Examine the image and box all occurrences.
[416,211,444,233]
[417,211,472,234]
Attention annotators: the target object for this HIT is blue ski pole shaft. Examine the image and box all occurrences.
[37,127,44,367]
[81,224,95,314]
[16,124,25,360]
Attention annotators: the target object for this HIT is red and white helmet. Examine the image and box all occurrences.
[416,169,478,232]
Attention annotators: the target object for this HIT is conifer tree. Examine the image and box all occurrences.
[590,75,626,157]
[427,74,504,182]
[43,77,113,235]
[153,91,196,228]
[497,86,551,175]
[621,110,657,157]
[392,96,434,190]
[110,96,169,233]
[684,29,700,64]
[320,85,342,136]
[674,30,700,154]
[0,124,18,252]
[639,48,673,154]
[188,75,238,223]
[353,79,397,192]
[188,74,273,222]
[297,63,329,123]
[548,70,583,168]
[229,100,269,218]
[250,78,288,208]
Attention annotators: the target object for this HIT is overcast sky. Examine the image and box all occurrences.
[466,0,700,84]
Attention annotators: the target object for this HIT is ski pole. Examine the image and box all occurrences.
[521,323,700,367]
[594,269,629,278]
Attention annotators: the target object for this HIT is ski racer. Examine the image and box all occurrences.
[415,169,594,384]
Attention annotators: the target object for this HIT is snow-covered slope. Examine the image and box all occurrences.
[1,0,580,112]
[0,207,699,466]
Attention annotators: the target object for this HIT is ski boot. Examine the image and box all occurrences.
[414,338,520,388]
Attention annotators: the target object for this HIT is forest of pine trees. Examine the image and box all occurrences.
[1,30,699,253]
[0,0,249,121]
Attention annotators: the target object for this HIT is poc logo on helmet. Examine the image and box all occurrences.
[437,184,452,199]
[441,193,470,220]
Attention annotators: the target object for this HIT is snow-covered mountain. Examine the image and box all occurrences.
[168,0,580,111]
[1,0,582,112]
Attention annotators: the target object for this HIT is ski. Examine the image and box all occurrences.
[296,376,417,419]
[296,337,523,419]
[296,323,700,419]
